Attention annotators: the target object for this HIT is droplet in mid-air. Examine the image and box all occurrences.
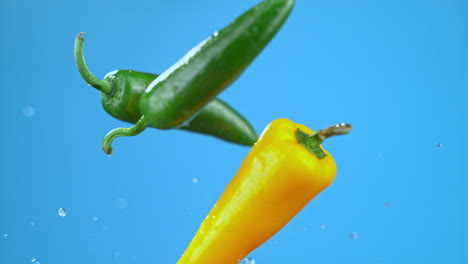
[350,232,359,240]
[242,258,256,264]
[192,178,199,184]
[2,233,8,239]
[23,106,36,117]
[115,198,128,210]
[92,216,98,221]
[320,224,326,229]
[437,143,443,147]
[58,208,67,217]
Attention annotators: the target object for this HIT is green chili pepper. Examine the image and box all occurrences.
[74,33,258,150]
[102,0,295,154]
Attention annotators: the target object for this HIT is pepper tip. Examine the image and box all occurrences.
[77,32,86,40]
[103,146,113,156]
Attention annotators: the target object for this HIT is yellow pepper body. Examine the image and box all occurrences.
[177,118,338,264]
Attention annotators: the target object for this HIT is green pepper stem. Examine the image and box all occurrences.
[74,32,112,94]
[102,117,149,155]
[296,123,352,159]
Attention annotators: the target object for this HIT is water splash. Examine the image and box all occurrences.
[242,257,256,264]
[23,106,36,117]
[115,198,128,210]
[58,208,67,217]
[350,232,359,240]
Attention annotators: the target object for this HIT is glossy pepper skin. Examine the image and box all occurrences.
[100,70,155,123]
[176,119,351,264]
[103,0,295,154]
[141,0,295,129]
[74,34,258,146]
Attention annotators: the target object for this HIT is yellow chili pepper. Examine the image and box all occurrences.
[177,118,351,264]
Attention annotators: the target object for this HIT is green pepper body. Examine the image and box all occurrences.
[180,99,257,146]
[101,70,258,145]
[140,0,294,129]
[101,70,153,123]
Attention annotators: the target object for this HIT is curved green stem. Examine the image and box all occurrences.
[102,117,149,155]
[74,32,112,94]
[296,123,352,159]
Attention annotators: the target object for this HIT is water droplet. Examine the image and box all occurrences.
[192,178,198,184]
[2,233,8,239]
[58,208,67,217]
[31,257,37,263]
[384,202,391,208]
[92,216,98,221]
[23,106,36,117]
[350,232,359,240]
[320,224,326,229]
[437,143,443,147]
[213,31,219,37]
[242,257,256,264]
[115,198,128,210]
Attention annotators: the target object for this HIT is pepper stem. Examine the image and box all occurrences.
[296,123,352,159]
[102,117,149,155]
[74,32,112,94]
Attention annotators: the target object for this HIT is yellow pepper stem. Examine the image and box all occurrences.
[296,123,352,159]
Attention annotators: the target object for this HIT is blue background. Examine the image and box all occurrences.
[0,0,466,263]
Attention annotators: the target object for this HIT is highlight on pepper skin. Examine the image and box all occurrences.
[74,33,258,152]
[99,0,295,154]
[176,118,351,264]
